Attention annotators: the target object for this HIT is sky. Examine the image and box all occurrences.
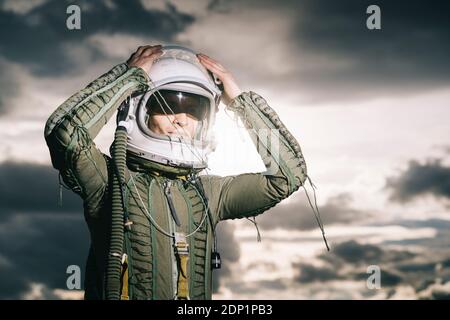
[0,0,450,300]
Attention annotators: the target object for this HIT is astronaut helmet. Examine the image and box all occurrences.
[118,45,222,174]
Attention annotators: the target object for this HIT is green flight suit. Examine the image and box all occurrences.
[44,63,308,300]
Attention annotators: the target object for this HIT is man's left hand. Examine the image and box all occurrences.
[197,53,242,106]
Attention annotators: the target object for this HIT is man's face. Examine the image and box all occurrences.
[145,90,209,140]
[147,113,198,139]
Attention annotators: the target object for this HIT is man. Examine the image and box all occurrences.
[44,44,308,300]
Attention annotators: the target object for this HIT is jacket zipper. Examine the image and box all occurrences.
[162,178,181,299]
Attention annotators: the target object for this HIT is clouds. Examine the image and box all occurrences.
[256,192,372,231]
[1,0,450,114]
[418,282,450,300]
[291,239,450,299]
[173,0,450,105]
[285,0,450,102]
[386,158,450,203]
[0,161,83,217]
[0,0,450,300]
[0,0,194,76]
[294,263,339,283]
[212,221,241,293]
[0,59,20,114]
[0,161,86,299]
[0,0,197,118]
[0,160,243,299]
[2,0,450,118]
[217,215,450,299]
[0,213,89,299]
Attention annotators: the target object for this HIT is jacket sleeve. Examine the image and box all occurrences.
[44,63,149,217]
[200,91,308,223]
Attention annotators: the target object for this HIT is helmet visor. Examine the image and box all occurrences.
[146,89,210,121]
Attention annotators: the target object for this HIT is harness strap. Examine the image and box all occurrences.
[120,254,129,300]
[174,232,189,300]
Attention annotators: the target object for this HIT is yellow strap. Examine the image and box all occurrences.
[174,236,189,300]
[148,170,187,181]
[120,255,129,300]
[177,252,189,299]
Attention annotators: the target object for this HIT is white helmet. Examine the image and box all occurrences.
[118,45,222,174]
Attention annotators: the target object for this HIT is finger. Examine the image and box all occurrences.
[198,55,226,73]
[143,50,163,61]
[198,53,217,64]
[141,53,163,68]
[198,58,226,76]
[198,53,213,60]
[203,65,226,81]
[127,52,135,63]
[135,44,161,58]
[198,57,220,72]
[142,45,163,57]
[198,53,222,67]
[136,45,148,55]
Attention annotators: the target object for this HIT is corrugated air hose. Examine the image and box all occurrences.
[105,126,128,300]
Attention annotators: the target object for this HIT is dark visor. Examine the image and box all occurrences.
[146,90,210,121]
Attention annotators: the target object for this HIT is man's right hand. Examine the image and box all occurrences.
[126,45,163,74]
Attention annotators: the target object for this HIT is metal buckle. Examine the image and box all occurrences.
[174,232,189,255]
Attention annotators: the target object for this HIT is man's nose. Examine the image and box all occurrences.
[173,113,188,127]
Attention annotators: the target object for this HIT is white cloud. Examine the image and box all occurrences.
[417,280,450,300]
[20,282,84,300]
[1,0,47,15]
[213,222,440,299]
[87,33,166,60]
[175,5,298,95]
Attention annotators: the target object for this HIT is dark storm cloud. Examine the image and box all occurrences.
[225,278,287,295]
[385,158,450,203]
[331,240,414,264]
[212,221,241,292]
[0,81,13,114]
[207,0,231,14]
[326,240,414,269]
[353,269,403,286]
[294,262,403,286]
[0,161,86,298]
[291,0,450,100]
[0,59,20,115]
[430,290,450,300]
[0,160,240,298]
[293,240,414,286]
[217,0,450,103]
[0,213,89,299]
[0,161,82,218]
[292,238,450,299]
[0,0,194,76]
[396,261,436,273]
[293,263,340,283]
[256,192,371,231]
